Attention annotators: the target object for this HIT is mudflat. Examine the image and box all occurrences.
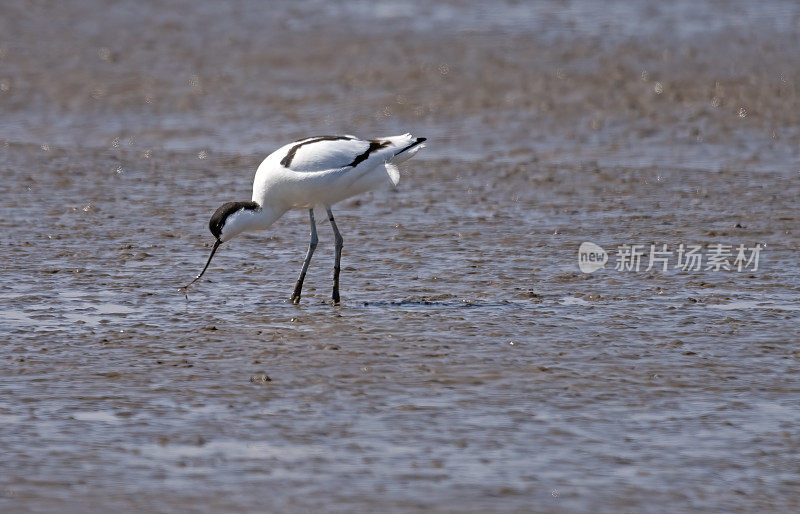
[1,1,799,511]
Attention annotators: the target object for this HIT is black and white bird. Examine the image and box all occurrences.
[182,133,427,304]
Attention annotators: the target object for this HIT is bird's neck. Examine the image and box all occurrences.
[250,203,284,232]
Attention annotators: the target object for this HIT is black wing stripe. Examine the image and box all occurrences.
[347,139,390,168]
[280,135,353,168]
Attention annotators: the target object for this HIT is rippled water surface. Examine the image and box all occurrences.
[1,1,799,512]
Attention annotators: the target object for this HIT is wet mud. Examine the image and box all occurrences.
[1,0,799,512]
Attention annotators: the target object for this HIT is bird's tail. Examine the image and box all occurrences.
[386,133,427,164]
[378,133,426,186]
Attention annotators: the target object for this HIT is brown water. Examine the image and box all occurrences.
[2,1,800,512]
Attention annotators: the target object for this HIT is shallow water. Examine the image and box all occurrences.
[2,0,799,512]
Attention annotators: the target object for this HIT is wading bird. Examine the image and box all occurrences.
[181,133,426,304]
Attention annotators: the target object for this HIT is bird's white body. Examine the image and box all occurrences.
[218,133,425,242]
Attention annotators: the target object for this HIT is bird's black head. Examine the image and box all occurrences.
[209,201,260,241]
[180,200,260,292]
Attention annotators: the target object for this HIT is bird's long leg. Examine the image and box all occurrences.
[291,209,318,304]
[326,206,344,305]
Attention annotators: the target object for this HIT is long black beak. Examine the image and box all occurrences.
[180,239,221,291]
